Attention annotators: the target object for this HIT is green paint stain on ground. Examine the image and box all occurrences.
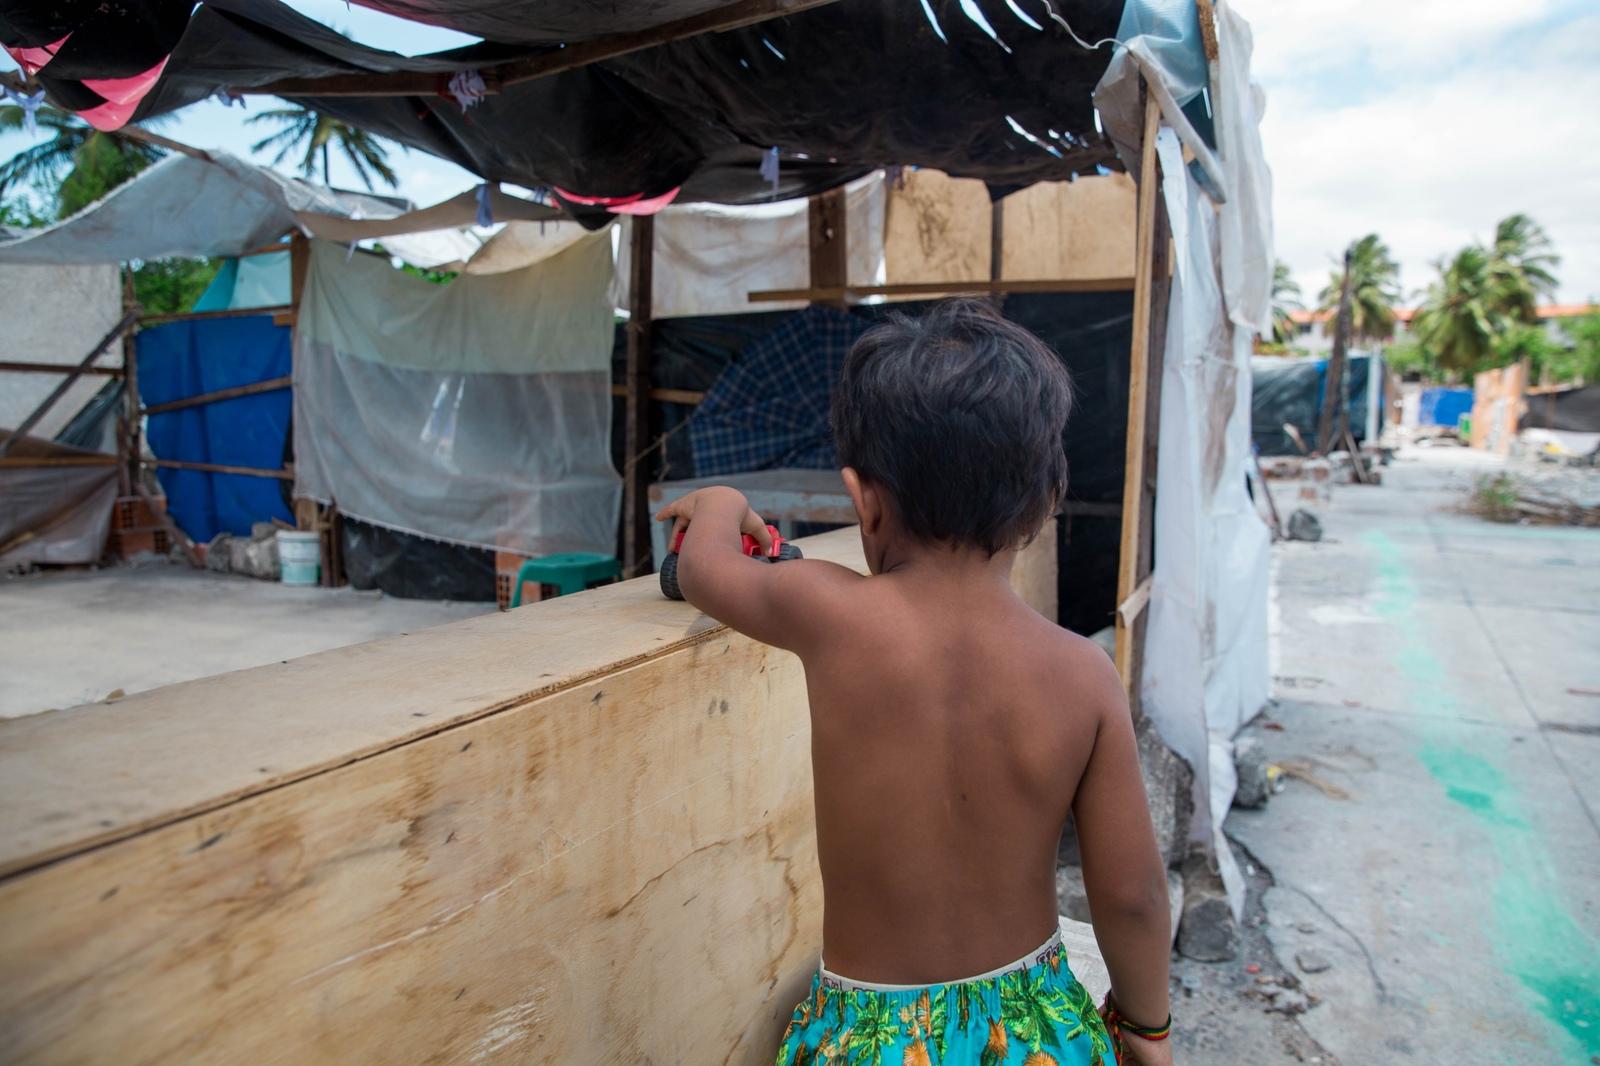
[1420,743,1600,1056]
[1364,527,1599,1058]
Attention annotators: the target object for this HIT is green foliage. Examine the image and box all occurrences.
[1270,260,1303,346]
[247,107,400,190]
[1414,246,1498,375]
[0,103,164,218]
[132,258,224,316]
[1470,473,1520,523]
[1544,312,1600,384]
[0,195,53,229]
[1318,234,1402,343]
[1383,337,1441,380]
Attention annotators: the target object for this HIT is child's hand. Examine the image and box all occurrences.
[654,487,775,556]
[1118,1036,1174,1066]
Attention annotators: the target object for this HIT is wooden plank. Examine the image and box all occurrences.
[749,277,1136,303]
[248,0,844,97]
[1113,87,1163,698]
[1116,575,1154,628]
[0,525,1058,1064]
[141,376,292,417]
[137,305,292,326]
[808,188,849,308]
[622,216,656,577]
[0,361,124,377]
[0,456,118,469]
[0,310,138,458]
[608,384,704,405]
[146,458,294,481]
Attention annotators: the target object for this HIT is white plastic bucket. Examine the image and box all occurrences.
[277,530,321,587]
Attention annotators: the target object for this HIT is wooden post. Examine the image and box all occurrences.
[808,188,848,308]
[1316,247,1354,455]
[622,215,656,576]
[1113,83,1165,709]
[288,232,315,534]
[120,268,139,497]
[989,197,1006,309]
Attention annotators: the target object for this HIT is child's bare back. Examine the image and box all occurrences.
[658,300,1173,1065]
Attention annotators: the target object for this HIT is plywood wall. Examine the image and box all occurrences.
[883,170,1136,287]
[0,524,1057,1065]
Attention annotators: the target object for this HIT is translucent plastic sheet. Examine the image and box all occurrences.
[0,438,117,569]
[1141,129,1271,918]
[0,262,123,441]
[293,236,619,557]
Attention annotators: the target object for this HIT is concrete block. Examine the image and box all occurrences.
[205,534,233,573]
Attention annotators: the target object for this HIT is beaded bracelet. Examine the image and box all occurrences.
[1100,992,1172,1063]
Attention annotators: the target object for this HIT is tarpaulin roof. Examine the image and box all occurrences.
[0,151,558,265]
[2,0,1125,224]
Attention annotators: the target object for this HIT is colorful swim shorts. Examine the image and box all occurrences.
[774,929,1112,1065]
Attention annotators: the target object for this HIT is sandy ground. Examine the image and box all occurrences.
[1172,445,1600,1064]
[0,563,494,718]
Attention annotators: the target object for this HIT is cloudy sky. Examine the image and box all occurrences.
[1243,0,1599,307]
[3,0,1596,306]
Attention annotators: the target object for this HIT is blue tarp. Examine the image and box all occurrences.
[137,315,293,542]
[1419,386,1473,428]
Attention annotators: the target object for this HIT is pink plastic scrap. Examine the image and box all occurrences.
[551,185,681,215]
[5,35,69,75]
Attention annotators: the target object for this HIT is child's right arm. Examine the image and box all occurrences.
[1071,662,1173,1060]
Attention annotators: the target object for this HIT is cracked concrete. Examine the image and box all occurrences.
[1216,447,1600,1064]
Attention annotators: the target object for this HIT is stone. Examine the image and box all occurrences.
[1135,714,1195,869]
[1296,950,1332,974]
[250,521,278,541]
[1232,736,1273,809]
[1055,864,1092,924]
[205,533,233,573]
[1177,851,1241,963]
[1286,509,1323,542]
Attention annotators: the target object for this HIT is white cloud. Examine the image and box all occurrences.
[1240,2,1600,306]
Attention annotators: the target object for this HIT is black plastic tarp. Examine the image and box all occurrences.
[610,293,1134,634]
[1251,354,1379,456]
[1522,385,1600,434]
[4,0,1124,218]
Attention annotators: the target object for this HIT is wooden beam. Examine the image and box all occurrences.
[808,188,848,309]
[138,305,293,326]
[0,526,1058,1063]
[0,310,138,458]
[608,384,705,405]
[0,361,124,377]
[145,458,294,480]
[1113,86,1163,702]
[622,216,656,577]
[141,376,292,417]
[748,277,1136,303]
[0,456,118,469]
[247,0,844,97]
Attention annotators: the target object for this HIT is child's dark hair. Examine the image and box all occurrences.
[832,298,1074,555]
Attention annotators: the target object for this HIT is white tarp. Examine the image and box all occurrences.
[0,152,556,267]
[613,173,887,319]
[0,262,123,441]
[1094,0,1275,915]
[1140,130,1271,913]
[293,234,619,557]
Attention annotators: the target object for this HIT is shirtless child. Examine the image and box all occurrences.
[656,299,1173,1066]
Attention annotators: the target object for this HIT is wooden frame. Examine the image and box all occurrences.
[747,277,1135,304]
[622,216,657,577]
[1112,84,1171,711]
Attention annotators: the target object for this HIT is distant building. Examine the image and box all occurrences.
[1286,304,1593,355]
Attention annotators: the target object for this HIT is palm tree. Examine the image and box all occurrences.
[1317,234,1402,343]
[1486,213,1559,325]
[1413,246,1499,376]
[1270,261,1303,346]
[248,106,399,191]
[0,103,165,217]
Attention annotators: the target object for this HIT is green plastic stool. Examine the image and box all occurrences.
[510,552,622,607]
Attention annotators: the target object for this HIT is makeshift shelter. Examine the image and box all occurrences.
[1,1,1276,1061]
[1252,352,1386,456]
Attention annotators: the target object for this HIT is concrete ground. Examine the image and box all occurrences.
[1189,446,1600,1064]
[0,561,493,718]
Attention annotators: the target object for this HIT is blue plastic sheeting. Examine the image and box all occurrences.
[1419,386,1473,428]
[137,315,293,542]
